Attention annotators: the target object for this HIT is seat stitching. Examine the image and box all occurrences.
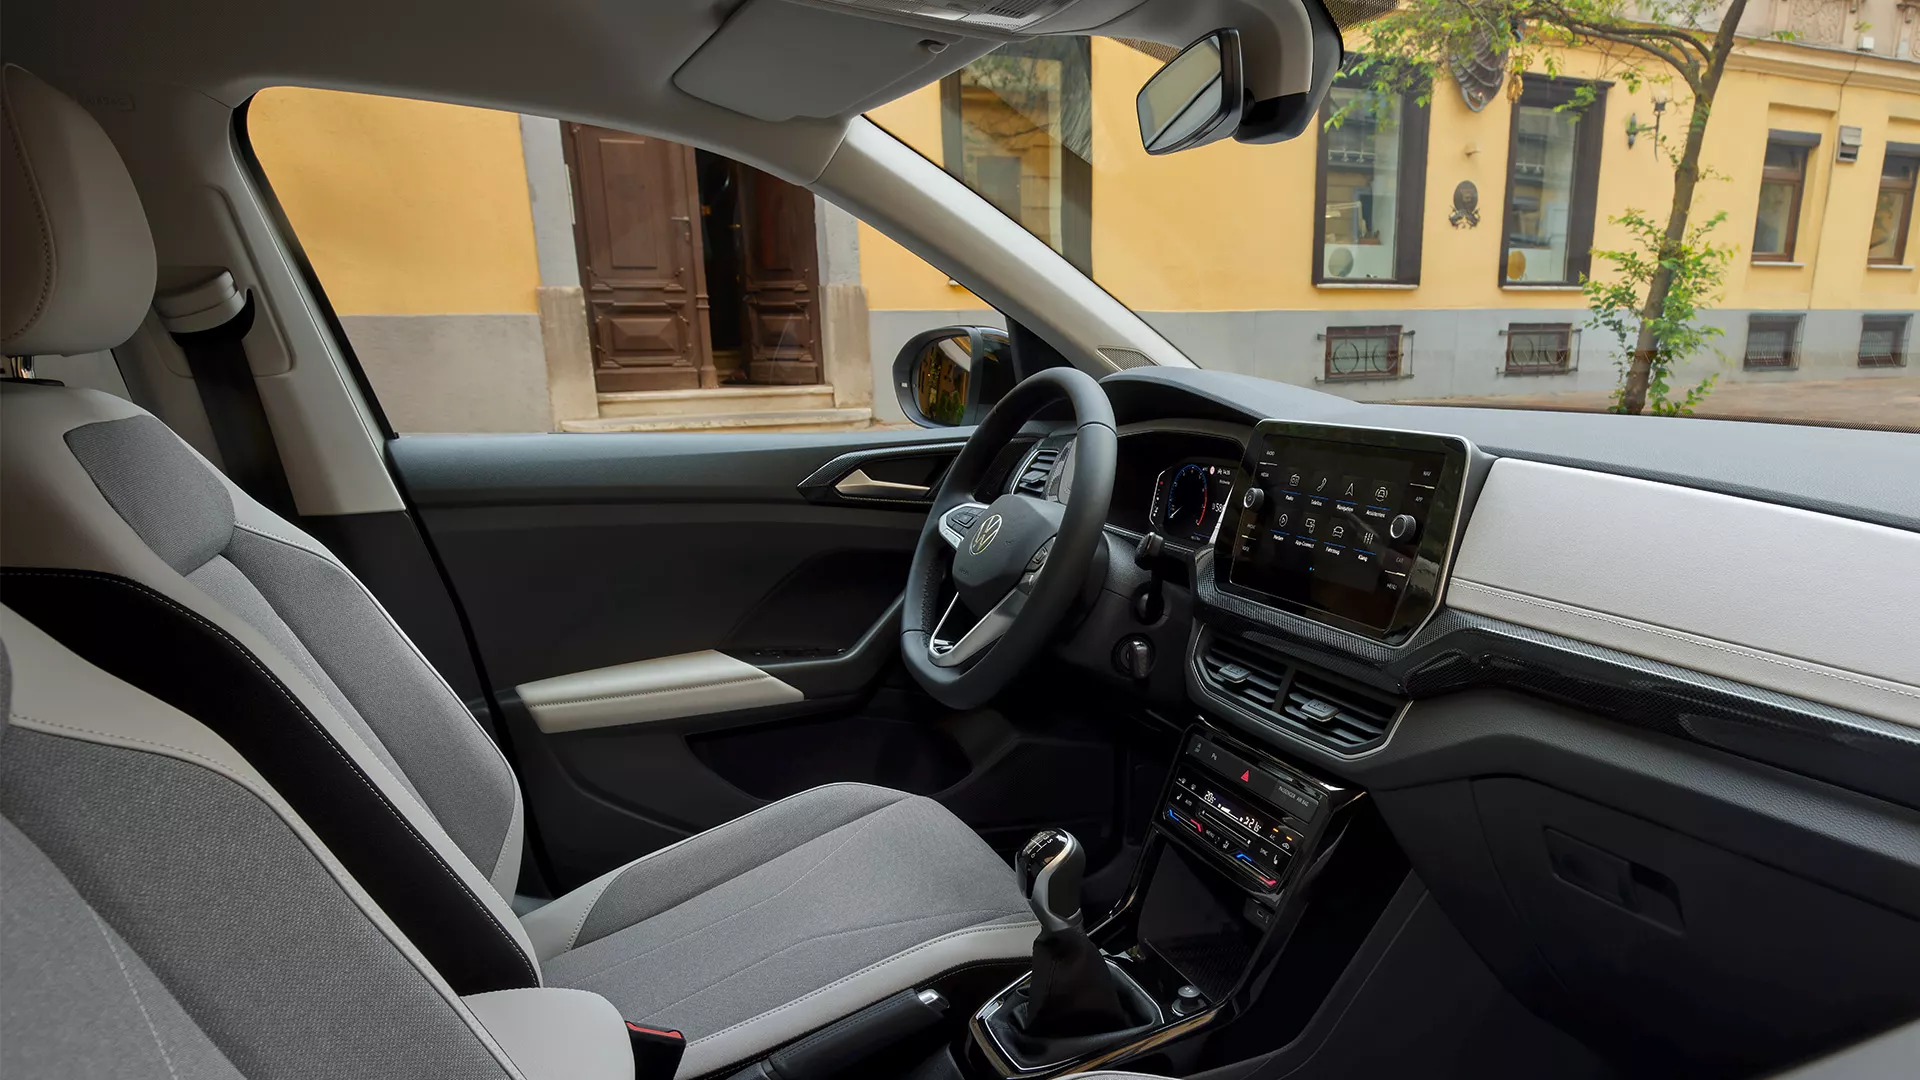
[628,906,1012,1026]
[229,522,524,766]
[1,569,540,986]
[86,905,182,1080]
[560,783,898,953]
[555,800,898,984]
[227,524,526,879]
[11,709,532,1075]
[1,86,55,339]
[564,869,629,954]
[684,922,1037,1047]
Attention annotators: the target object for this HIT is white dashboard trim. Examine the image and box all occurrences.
[1447,459,1920,729]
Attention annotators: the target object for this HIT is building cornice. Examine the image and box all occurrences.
[1727,37,1920,91]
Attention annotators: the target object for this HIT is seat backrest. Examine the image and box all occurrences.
[0,65,535,993]
[0,608,526,1079]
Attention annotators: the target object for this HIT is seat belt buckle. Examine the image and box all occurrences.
[626,1021,686,1078]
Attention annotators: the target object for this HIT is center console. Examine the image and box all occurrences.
[965,725,1366,1078]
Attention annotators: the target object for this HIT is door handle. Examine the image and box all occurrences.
[834,468,930,500]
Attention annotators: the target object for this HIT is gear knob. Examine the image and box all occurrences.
[1015,829,1085,936]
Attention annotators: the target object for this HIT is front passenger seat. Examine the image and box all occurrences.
[0,63,1037,1079]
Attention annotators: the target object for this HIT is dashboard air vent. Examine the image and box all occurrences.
[1199,638,1289,713]
[1200,636,1402,753]
[1016,447,1062,496]
[1280,672,1398,751]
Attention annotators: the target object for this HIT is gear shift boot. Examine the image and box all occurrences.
[983,957,1162,1069]
[981,830,1165,1068]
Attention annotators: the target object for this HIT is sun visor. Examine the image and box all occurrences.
[673,0,997,123]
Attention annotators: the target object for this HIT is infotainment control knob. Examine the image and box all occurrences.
[1241,487,1265,512]
[1388,513,1419,542]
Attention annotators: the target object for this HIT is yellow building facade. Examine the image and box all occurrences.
[250,25,1920,432]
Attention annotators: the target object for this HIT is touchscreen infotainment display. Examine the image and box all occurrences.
[1216,423,1469,641]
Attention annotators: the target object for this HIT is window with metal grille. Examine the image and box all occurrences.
[1503,322,1574,373]
[1744,314,1802,369]
[1322,325,1403,381]
[1859,314,1910,368]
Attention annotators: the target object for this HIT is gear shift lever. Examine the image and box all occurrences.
[1016,829,1086,936]
[1011,830,1128,1036]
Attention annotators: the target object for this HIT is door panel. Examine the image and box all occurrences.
[564,124,715,391]
[388,429,1124,890]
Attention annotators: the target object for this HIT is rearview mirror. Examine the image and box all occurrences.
[892,326,1013,427]
[1136,29,1244,156]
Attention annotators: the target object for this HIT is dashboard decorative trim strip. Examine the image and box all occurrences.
[1448,457,1920,730]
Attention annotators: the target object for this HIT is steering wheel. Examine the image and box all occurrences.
[902,367,1116,709]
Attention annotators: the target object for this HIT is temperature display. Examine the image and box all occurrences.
[1197,786,1264,835]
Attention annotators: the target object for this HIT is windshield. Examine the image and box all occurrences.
[868,31,1920,433]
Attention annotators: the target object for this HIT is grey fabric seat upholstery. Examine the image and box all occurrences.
[0,609,634,1079]
[0,63,1036,1078]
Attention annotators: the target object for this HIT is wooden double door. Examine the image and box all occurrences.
[563,124,824,393]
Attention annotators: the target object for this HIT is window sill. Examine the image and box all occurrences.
[1500,284,1585,292]
[1316,374,1413,385]
[1315,281,1420,290]
[1499,367,1578,377]
[1866,263,1916,271]
[1750,260,1806,268]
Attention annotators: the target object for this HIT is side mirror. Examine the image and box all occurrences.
[893,326,1014,428]
[1136,29,1245,156]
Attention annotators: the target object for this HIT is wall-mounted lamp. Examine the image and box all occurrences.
[1627,88,1670,148]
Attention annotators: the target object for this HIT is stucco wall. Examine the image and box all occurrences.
[250,87,554,431]
[865,37,1920,393]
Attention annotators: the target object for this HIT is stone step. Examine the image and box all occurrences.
[596,384,836,418]
[562,407,874,434]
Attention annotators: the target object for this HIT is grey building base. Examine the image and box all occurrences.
[340,313,552,433]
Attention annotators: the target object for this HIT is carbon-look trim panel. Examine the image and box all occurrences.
[1191,550,1920,809]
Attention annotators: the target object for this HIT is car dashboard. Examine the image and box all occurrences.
[966,366,1920,1076]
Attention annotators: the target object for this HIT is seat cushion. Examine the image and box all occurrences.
[530,783,1038,1078]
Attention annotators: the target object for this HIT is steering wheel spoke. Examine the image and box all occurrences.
[936,501,992,550]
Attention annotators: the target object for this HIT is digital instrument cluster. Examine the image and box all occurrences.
[1148,459,1235,543]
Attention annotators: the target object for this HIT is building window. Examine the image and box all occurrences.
[941,38,1093,275]
[1754,131,1818,262]
[1323,325,1404,381]
[1315,78,1430,285]
[1504,322,1575,374]
[1859,314,1910,367]
[1744,314,1803,369]
[1869,144,1919,265]
[1500,76,1607,286]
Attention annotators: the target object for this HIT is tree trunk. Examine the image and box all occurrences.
[1618,0,1751,414]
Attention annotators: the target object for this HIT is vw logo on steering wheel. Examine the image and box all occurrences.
[970,514,1003,555]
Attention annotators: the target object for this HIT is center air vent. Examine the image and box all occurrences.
[1200,636,1402,753]
[1016,446,1062,496]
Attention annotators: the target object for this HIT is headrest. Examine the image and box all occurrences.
[1,64,156,356]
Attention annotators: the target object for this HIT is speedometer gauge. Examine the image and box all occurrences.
[1166,464,1211,533]
[1150,460,1234,542]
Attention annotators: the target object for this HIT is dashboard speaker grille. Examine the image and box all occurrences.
[1097,347,1156,370]
[1200,636,1401,753]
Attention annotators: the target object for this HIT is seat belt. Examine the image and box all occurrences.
[157,271,298,519]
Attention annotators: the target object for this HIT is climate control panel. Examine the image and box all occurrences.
[1158,730,1331,895]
